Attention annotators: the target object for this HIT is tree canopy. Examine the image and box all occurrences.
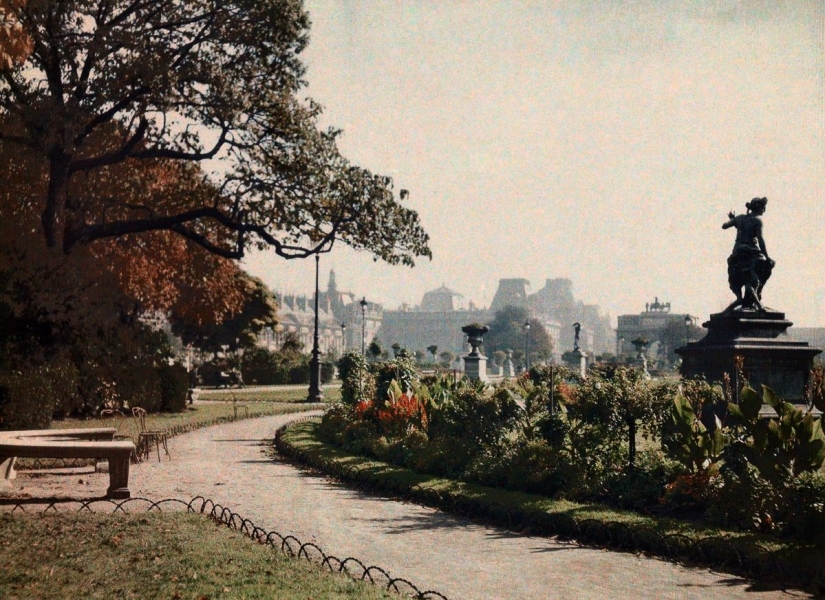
[0,0,431,265]
[483,305,554,361]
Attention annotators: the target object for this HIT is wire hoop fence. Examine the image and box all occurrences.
[274,417,825,595]
[0,495,449,600]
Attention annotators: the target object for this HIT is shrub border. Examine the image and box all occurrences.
[274,417,825,596]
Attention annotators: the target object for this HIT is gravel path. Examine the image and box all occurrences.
[9,413,811,599]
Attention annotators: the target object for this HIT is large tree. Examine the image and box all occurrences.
[483,305,554,363]
[0,0,431,264]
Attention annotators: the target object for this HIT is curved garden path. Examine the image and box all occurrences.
[15,412,811,599]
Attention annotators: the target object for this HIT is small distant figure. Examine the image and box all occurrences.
[187,367,198,404]
[722,197,774,312]
[573,322,581,352]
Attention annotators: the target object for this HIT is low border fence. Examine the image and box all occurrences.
[0,495,449,600]
[274,417,825,595]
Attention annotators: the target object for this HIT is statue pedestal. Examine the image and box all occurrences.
[463,352,489,382]
[565,350,587,378]
[634,355,651,379]
[503,356,515,377]
[676,309,821,403]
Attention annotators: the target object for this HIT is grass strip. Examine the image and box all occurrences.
[0,511,397,600]
[14,403,322,471]
[48,402,321,442]
[277,419,825,595]
[198,386,342,403]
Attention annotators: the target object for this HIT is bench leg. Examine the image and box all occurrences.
[0,456,17,481]
[107,454,131,499]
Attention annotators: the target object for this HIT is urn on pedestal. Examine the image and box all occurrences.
[461,324,489,382]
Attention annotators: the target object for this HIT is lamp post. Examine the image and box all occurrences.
[360,297,368,357]
[341,322,347,354]
[307,254,324,403]
[523,320,531,372]
[684,315,693,347]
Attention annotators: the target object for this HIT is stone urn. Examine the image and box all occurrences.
[631,337,649,360]
[461,324,489,356]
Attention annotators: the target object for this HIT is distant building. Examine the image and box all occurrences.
[379,284,488,354]
[616,298,688,365]
[377,278,613,362]
[265,270,382,357]
[490,279,530,312]
[529,278,614,357]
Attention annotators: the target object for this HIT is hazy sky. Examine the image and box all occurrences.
[243,1,825,327]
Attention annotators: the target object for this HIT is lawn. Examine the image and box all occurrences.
[198,385,342,404]
[0,511,396,599]
[45,402,322,450]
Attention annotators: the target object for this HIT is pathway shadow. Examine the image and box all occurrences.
[16,468,96,478]
[0,494,107,506]
[677,578,813,597]
[353,512,478,535]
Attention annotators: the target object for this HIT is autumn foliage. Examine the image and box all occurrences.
[0,0,31,69]
[0,127,259,426]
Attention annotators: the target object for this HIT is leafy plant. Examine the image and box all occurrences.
[662,392,726,473]
[372,356,419,409]
[727,385,825,484]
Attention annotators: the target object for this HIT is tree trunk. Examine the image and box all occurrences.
[627,417,637,470]
[42,149,71,252]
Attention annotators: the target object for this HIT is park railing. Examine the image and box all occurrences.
[0,495,449,600]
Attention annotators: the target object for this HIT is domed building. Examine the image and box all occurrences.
[378,285,489,355]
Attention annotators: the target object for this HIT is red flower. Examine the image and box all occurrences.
[354,399,373,420]
[376,393,427,434]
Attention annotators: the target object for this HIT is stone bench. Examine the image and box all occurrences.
[0,428,135,499]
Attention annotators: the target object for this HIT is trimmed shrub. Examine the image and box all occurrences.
[338,351,375,406]
[784,471,825,540]
[603,450,684,511]
[0,366,61,430]
[158,363,188,412]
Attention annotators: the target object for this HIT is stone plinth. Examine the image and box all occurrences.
[676,309,821,402]
[463,352,489,382]
[503,351,515,377]
[564,350,587,378]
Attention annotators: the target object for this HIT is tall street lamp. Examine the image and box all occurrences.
[523,320,531,372]
[341,322,347,354]
[307,255,324,403]
[684,314,693,347]
[360,297,368,357]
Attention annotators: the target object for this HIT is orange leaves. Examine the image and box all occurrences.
[0,0,32,69]
[376,393,428,436]
[0,125,248,328]
[90,230,247,327]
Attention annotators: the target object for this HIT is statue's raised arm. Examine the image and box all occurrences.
[723,197,774,313]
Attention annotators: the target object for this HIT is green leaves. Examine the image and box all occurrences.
[662,393,726,473]
[726,384,825,483]
[737,386,763,421]
[2,0,431,266]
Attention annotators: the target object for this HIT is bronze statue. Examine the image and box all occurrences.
[722,197,774,312]
[573,322,581,352]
